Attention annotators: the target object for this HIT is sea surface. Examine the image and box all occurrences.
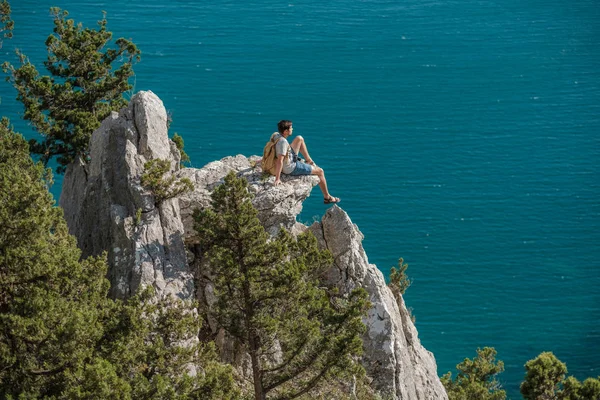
[2,1,599,398]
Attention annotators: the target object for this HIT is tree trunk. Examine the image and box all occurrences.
[250,334,265,400]
[242,255,265,400]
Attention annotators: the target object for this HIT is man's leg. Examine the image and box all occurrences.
[311,166,339,202]
[290,136,315,165]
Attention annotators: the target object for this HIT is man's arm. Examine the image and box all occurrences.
[274,154,284,186]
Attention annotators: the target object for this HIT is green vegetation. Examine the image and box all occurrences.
[442,347,600,400]
[194,172,370,400]
[0,119,238,399]
[135,207,142,225]
[0,0,12,103]
[172,132,191,166]
[141,158,194,205]
[521,352,568,400]
[0,0,13,49]
[389,257,411,297]
[521,352,600,400]
[387,257,415,323]
[441,347,506,400]
[2,7,140,173]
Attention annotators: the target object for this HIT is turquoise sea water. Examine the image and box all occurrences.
[2,1,599,398]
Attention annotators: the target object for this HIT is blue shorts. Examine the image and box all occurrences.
[288,161,313,176]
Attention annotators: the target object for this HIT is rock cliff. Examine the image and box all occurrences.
[60,91,192,300]
[60,91,448,400]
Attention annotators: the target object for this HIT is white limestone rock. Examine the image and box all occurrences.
[60,91,191,300]
[177,155,319,238]
[310,206,448,400]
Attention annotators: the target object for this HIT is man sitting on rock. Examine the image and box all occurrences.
[273,120,340,204]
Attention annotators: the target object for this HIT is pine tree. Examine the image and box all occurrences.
[0,0,12,49]
[441,347,506,400]
[561,375,600,400]
[2,7,140,173]
[521,352,567,400]
[388,257,415,323]
[194,172,369,400]
[1,117,108,396]
[521,352,600,400]
[172,133,191,166]
[0,119,239,399]
[389,257,411,297]
[141,158,194,205]
[0,0,12,106]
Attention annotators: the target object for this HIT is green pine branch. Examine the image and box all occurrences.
[2,7,140,174]
[140,158,194,205]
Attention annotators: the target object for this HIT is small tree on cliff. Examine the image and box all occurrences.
[441,347,506,400]
[387,257,415,323]
[194,172,370,400]
[172,132,191,166]
[140,158,194,205]
[2,7,140,173]
[0,120,239,399]
[389,257,411,297]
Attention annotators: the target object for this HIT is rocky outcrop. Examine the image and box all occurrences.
[60,91,447,399]
[60,91,192,300]
[310,207,448,399]
[182,158,447,400]
[177,155,319,238]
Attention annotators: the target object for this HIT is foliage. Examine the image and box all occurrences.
[293,375,381,400]
[521,352,600,400]
[2,7,140,173]
[194,172,370,400]
[389,257,411,297]
[141,158,194,205]
[441,347,506,400]
[387,258,414,323]
[0,0,13,49]
[135,207,142,225]
[172,132,191,166]
[94,288,240,400]
[561,376,600,400]
[0,121,239,399]
[521,352,567,400]
[443,348,600,400]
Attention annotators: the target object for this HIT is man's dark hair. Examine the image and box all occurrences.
[278,120,293,134]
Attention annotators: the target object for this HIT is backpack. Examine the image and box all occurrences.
[261,133,283,176]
